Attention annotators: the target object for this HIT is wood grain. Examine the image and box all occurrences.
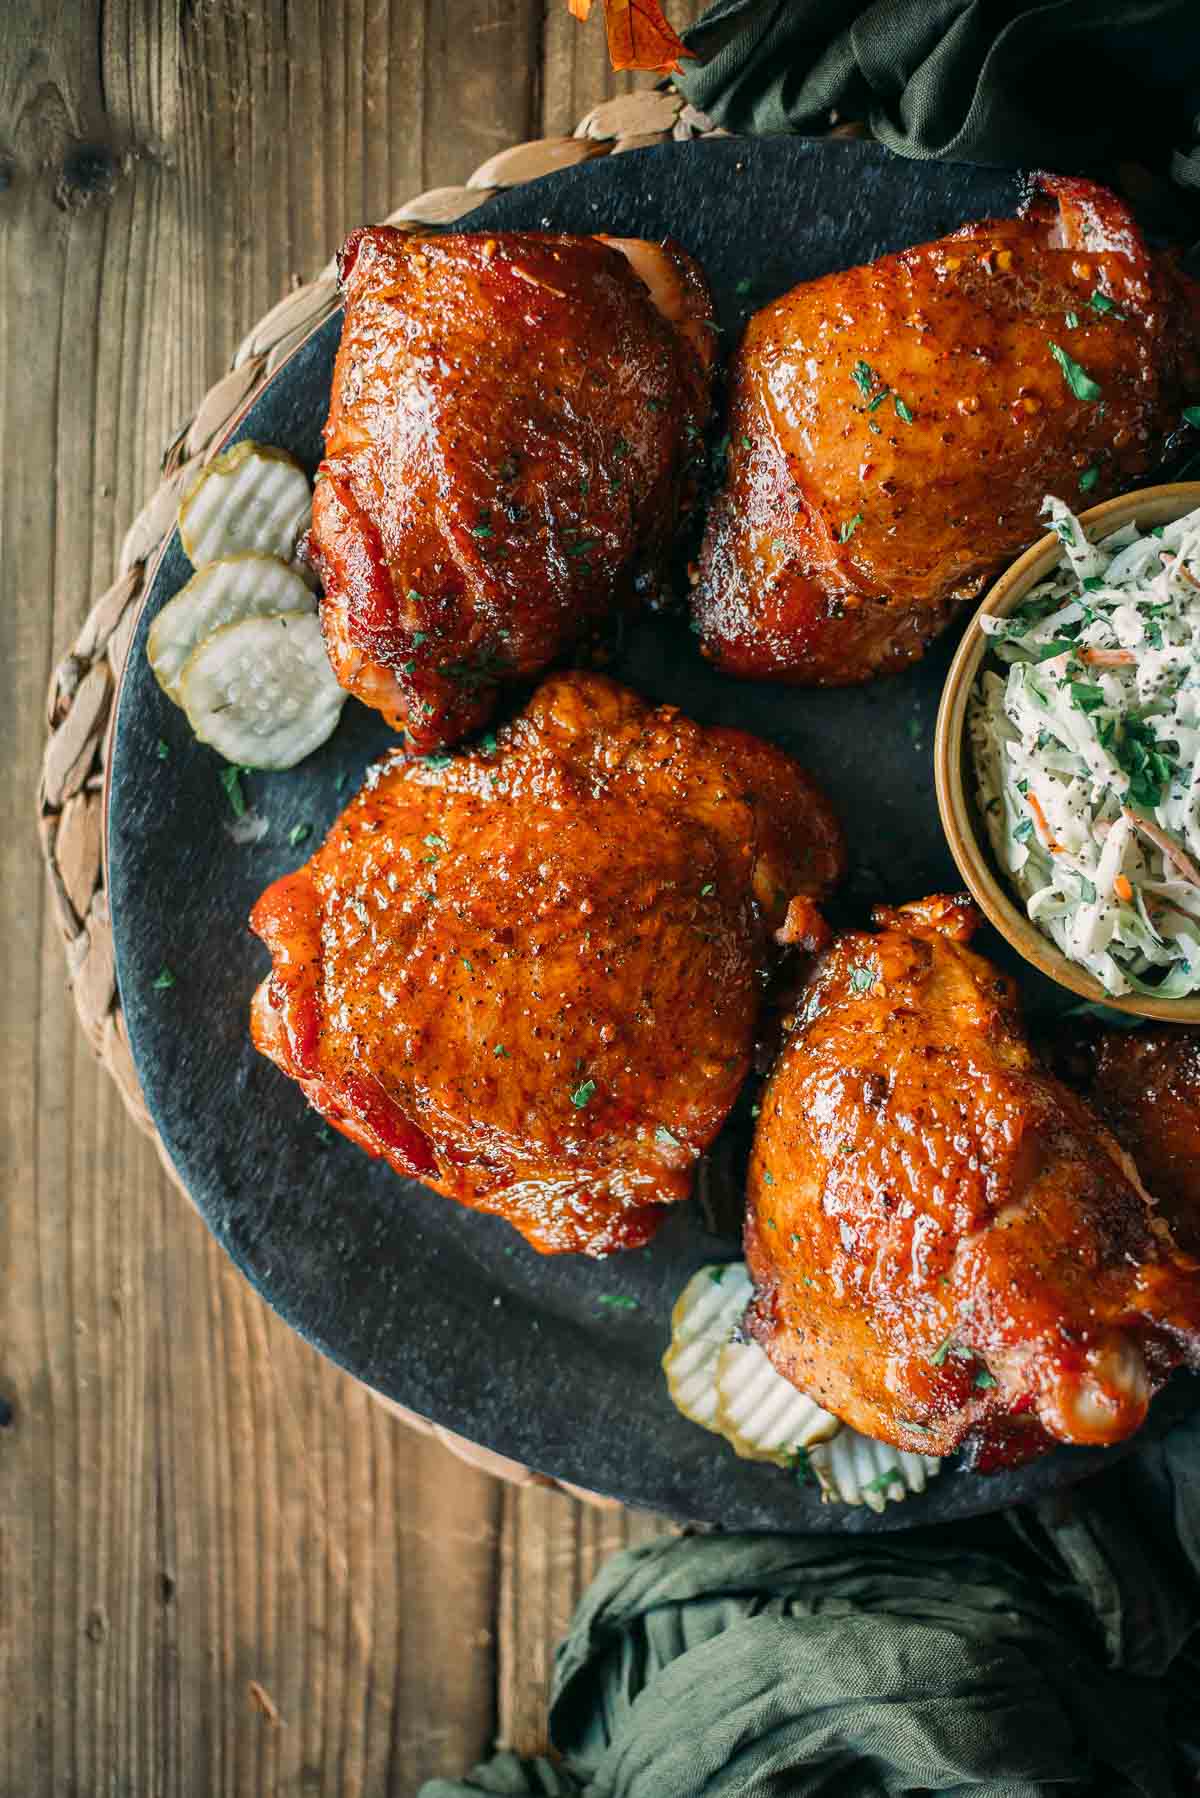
[3,2,711,1791]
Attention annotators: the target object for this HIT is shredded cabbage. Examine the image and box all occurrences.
[969,496,1200,998]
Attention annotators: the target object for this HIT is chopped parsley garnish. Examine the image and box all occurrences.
[740,434,752,451]
[709,1265,727,1284]
[155,738,170,761]
[849,965,876,993]
[493,1043,508,1057]
[656,1125,680,1148]
[598,1294,637,1310]
[1068,681,1105,714]
[929,1336,955,1367]
[1079,466,1100,492]
[1114,717,1177,811]
[769,537,787,556]
[471,516,493,538]
[411,631,427,646]
[893,395,914,425]
[838,513,863,543]
[461,956,473,971]
[219,765,247,818]
[762,1170,775,1187]
[1065,310,1079,329]
[288,823,311,848]
[1089,291,1125,319]
[1048,341,1103,402]
[612,436,630,459]
[570,1078,596,1109]
[735,278,752,296]
[407,589,425,604]
[152,965,176,991]
[851,359,878,402]
[401,660,417,674]
[423,751,453,769]
[862,1469,905,1497]
[1184,407,1200,429]
[700,882,715,896]
[789,1447,816,1486]
[1035,639,1077,662]
[423,832,448,853]
[1012,817,1034,847]
[974,1369,998,1390]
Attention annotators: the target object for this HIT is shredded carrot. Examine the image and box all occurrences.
[1114,873,1134,903]
[1177,561,1200,591]
[1080,646,1136,666]
[1123,808,1200,888]
[1027,790,1062,852]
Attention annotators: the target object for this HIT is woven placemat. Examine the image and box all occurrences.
[36,88,736,1497]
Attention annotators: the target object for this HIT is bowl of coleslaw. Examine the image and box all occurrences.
[936,482,1200,1020]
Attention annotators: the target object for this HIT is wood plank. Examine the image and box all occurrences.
[0,1,549,1791]
[497,1484,673,1756]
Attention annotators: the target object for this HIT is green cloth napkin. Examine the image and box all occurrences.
[422,1409,1200,1795]
[673,0,1200,191]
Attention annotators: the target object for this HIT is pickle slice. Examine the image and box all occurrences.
[178,612,345,769]
[148,553,317,704]
[179,441,311,567]
[662,1264,753,1434]
[809,1429,943,1513]
[714,1339,841,1465]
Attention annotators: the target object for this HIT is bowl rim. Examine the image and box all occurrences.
[934,481,1200,1024]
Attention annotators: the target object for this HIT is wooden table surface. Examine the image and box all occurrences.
[1,4,707,1791]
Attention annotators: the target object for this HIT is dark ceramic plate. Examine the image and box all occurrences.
[108,137,1200,1530]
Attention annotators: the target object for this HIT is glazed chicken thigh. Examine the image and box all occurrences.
[744,895,1200,1466]
[1045,1022,1200,1257]
[250,672,844,1255]
[694,175,1200,684]
[308,227,715,749]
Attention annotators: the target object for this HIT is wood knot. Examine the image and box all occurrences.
[55,144,121,212]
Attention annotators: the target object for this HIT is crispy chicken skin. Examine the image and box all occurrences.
[744,895,1200,1467]
[1044,1023,1200,1257]
[250,672,844,1256]
[694,174,1200,685]
[308,228,715,749]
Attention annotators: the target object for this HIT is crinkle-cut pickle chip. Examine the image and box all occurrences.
[808,1428,943,1514]
[179,441,311,567]
[178,612,345,770]
[714,1339,841,1465]
[148,553,317,704]
[662,1263,753,1434]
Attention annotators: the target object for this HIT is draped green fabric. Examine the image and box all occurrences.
[673,0,1200,192]
[421,1412,1200,1795]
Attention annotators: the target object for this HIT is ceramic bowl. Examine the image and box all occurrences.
[935,482,1200,1023]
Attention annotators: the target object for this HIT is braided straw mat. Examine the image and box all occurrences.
[35,89,739,1500]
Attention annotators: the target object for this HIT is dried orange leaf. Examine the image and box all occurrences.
[569,0,693,74]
